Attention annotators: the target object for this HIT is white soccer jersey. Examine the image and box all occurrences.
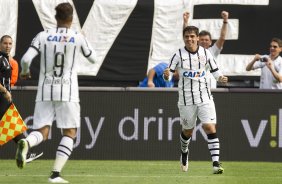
[168,46,223,105]
[253,55,282,89]
[21,27,97,102]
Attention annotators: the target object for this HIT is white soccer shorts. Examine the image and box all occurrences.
[33,101,81,129]
[178,100,217,130]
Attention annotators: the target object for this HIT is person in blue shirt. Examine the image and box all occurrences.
[139,62,175,87]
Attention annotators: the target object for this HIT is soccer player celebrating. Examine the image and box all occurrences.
[183,11,229,88]
[16,2,97,183]
[163,26,227,174]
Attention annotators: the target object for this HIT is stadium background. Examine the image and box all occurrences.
[0,0,282,162]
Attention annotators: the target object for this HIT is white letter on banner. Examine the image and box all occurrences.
[279,109,282,148]
[73,127,81,148]
[168,117,180,141]
[85,117,105,149]
[4,0,271,76]
[32,0,138,76]
[183,0,269,76]
[241,119,267,147]
[78,0,138,75]
[0,0,18,57]
[119,108,139,140]
[149,0,269,75]
[32,0,81,30]
[192,123,207,141]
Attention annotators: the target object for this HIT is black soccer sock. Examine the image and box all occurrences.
[180,132,191,153]
[12,133,26,144]
[50,171,60,179]
[207,133,220,163]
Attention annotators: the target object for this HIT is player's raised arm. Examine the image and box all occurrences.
[214,11,229,49]
[183,11,190,29]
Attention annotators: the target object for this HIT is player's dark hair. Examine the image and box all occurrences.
[55,2,73,22]
[199,30,212,40]
[183,26,199,37]
[0,35,12,43]
[272,37,282,47]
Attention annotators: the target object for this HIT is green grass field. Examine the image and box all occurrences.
[0,160,281,184]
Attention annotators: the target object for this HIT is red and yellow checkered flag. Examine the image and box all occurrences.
[0,103,27,145]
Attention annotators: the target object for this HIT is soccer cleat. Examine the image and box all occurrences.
[49,172,69,183]
[48,177,69,183]
[213,161,224,174]
[16,139,29,169]
[180,151,188,172]
[26,151,44,163]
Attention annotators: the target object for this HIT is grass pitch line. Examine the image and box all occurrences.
[2,174,282,179]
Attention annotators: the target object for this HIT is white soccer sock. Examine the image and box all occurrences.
[26,131,44,148]
[53,136,74,172]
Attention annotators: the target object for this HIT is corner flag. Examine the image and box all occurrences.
[0,103,27,145]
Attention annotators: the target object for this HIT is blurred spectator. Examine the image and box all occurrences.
[139,62,175,88]
[0,35,18,86]
[246,38,282,89]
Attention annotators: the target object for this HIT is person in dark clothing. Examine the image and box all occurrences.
[0,51,43,163]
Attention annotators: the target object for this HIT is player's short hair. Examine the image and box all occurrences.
[183,26,199,37]
[199,31,212,40]
[55,2,73,22]
[0,35,12,43]
[272,37,282,47]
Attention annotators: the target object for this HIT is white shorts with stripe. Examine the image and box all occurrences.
[178,99,217,130]
[33,101,81,129]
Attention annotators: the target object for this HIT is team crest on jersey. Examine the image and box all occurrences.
[47,35,75,43]
[199,56,207,65]
[182,70,206,79]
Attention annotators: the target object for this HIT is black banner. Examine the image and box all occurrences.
[0,88,282,161]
